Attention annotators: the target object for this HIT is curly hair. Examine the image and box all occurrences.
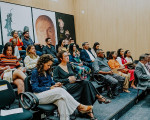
[36,54,54,76]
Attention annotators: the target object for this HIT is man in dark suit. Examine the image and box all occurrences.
[80,42,95,68]
[135,54,150,90]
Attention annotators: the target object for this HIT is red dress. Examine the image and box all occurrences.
[121,56,135,81]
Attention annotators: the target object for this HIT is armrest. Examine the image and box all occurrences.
[19,92,34,110]
[19,92,39,110]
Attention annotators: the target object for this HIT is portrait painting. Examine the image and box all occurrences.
[0,2,34,44]
[32,8,58,46]
[55,12,76,43]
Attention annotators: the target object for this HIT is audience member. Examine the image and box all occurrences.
[135,54,150,89]
[108,51,130,93]
[57,39,67,52]
[117,48,136,89]
[124,50,135,69]
[0,42,26,95]
[67,38,75,51]
[91,42,100,58]
[42,38,59,65]
[9,30,23,50]
[80,42,95,68]
[31,54,93,120]
[24,45,39,70]
[11,38,20,59]
[145,54,150,72]
[22,31,42,56]
[92,49,125,98]
[22,31,34,50]
[69,43,91,80]
[53,50,110,119]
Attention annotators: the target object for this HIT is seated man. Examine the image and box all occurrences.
[80,42,95,68]
[135,54,150,89]
[42,38,59,65]
[92,49,125,98]
[22,31,42,56]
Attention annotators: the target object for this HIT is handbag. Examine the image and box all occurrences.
[2,69,13,83]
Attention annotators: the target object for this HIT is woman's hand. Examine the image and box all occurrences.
[68,76,76,83]
[50,82,63,89]
[79,63,83,66]
[54,82,63,87]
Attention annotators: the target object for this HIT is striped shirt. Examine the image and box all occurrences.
[0,54,20,75]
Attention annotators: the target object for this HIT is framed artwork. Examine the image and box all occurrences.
[55,12,76,43]
[32,8,58,46]
[0,2,34,44]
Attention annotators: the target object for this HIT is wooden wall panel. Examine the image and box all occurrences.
[1,0,150,59]
[74,0,150,59]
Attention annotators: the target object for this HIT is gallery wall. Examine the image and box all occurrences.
[0,1,76,46]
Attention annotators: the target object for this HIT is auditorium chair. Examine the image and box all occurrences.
[23,76,57,119]
[0,80,33,120]
[0,45,4,54]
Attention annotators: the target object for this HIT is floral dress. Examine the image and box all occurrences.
[69,52,91,79]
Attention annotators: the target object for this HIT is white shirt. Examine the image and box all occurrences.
[116,57,123,66]
[91,49,97,58]
[125,57,133,63]
[24,55,39,69]
[14,46,20,59]
[86,50,95,61]
[140,62,150,76]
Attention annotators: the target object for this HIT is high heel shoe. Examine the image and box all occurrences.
[77,104,93,114]
[96,95,111,104]
[87,110,97,120]
[123,89,130,93]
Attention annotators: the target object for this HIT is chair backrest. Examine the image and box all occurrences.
[35,45,43,52]
[0,80,16,109]
[0,45,4,54]
[24,76,33,92]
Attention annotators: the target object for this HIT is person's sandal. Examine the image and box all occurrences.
[96,95,111,104]
[87,111,97,120]
[78,104,93,114]
[123,89,130,93]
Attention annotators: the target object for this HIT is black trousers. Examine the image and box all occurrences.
[64,80,99,105]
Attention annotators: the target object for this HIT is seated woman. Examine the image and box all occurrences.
[9,30,23,50]
[31,54,93,120]
[53,50,111,119]
[24,45,39,70]
[0,42,26,95]
[108,51,130,93]
[57,39,67,52]
[117,48,136,89]
[11,38,20,60]
[124,50,135,69]
[91,42,100,58]
[69,43,91,80]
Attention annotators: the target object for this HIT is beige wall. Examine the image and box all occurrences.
[1,0,150,59]
[0,0,74,15]
[74,0,150,59]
